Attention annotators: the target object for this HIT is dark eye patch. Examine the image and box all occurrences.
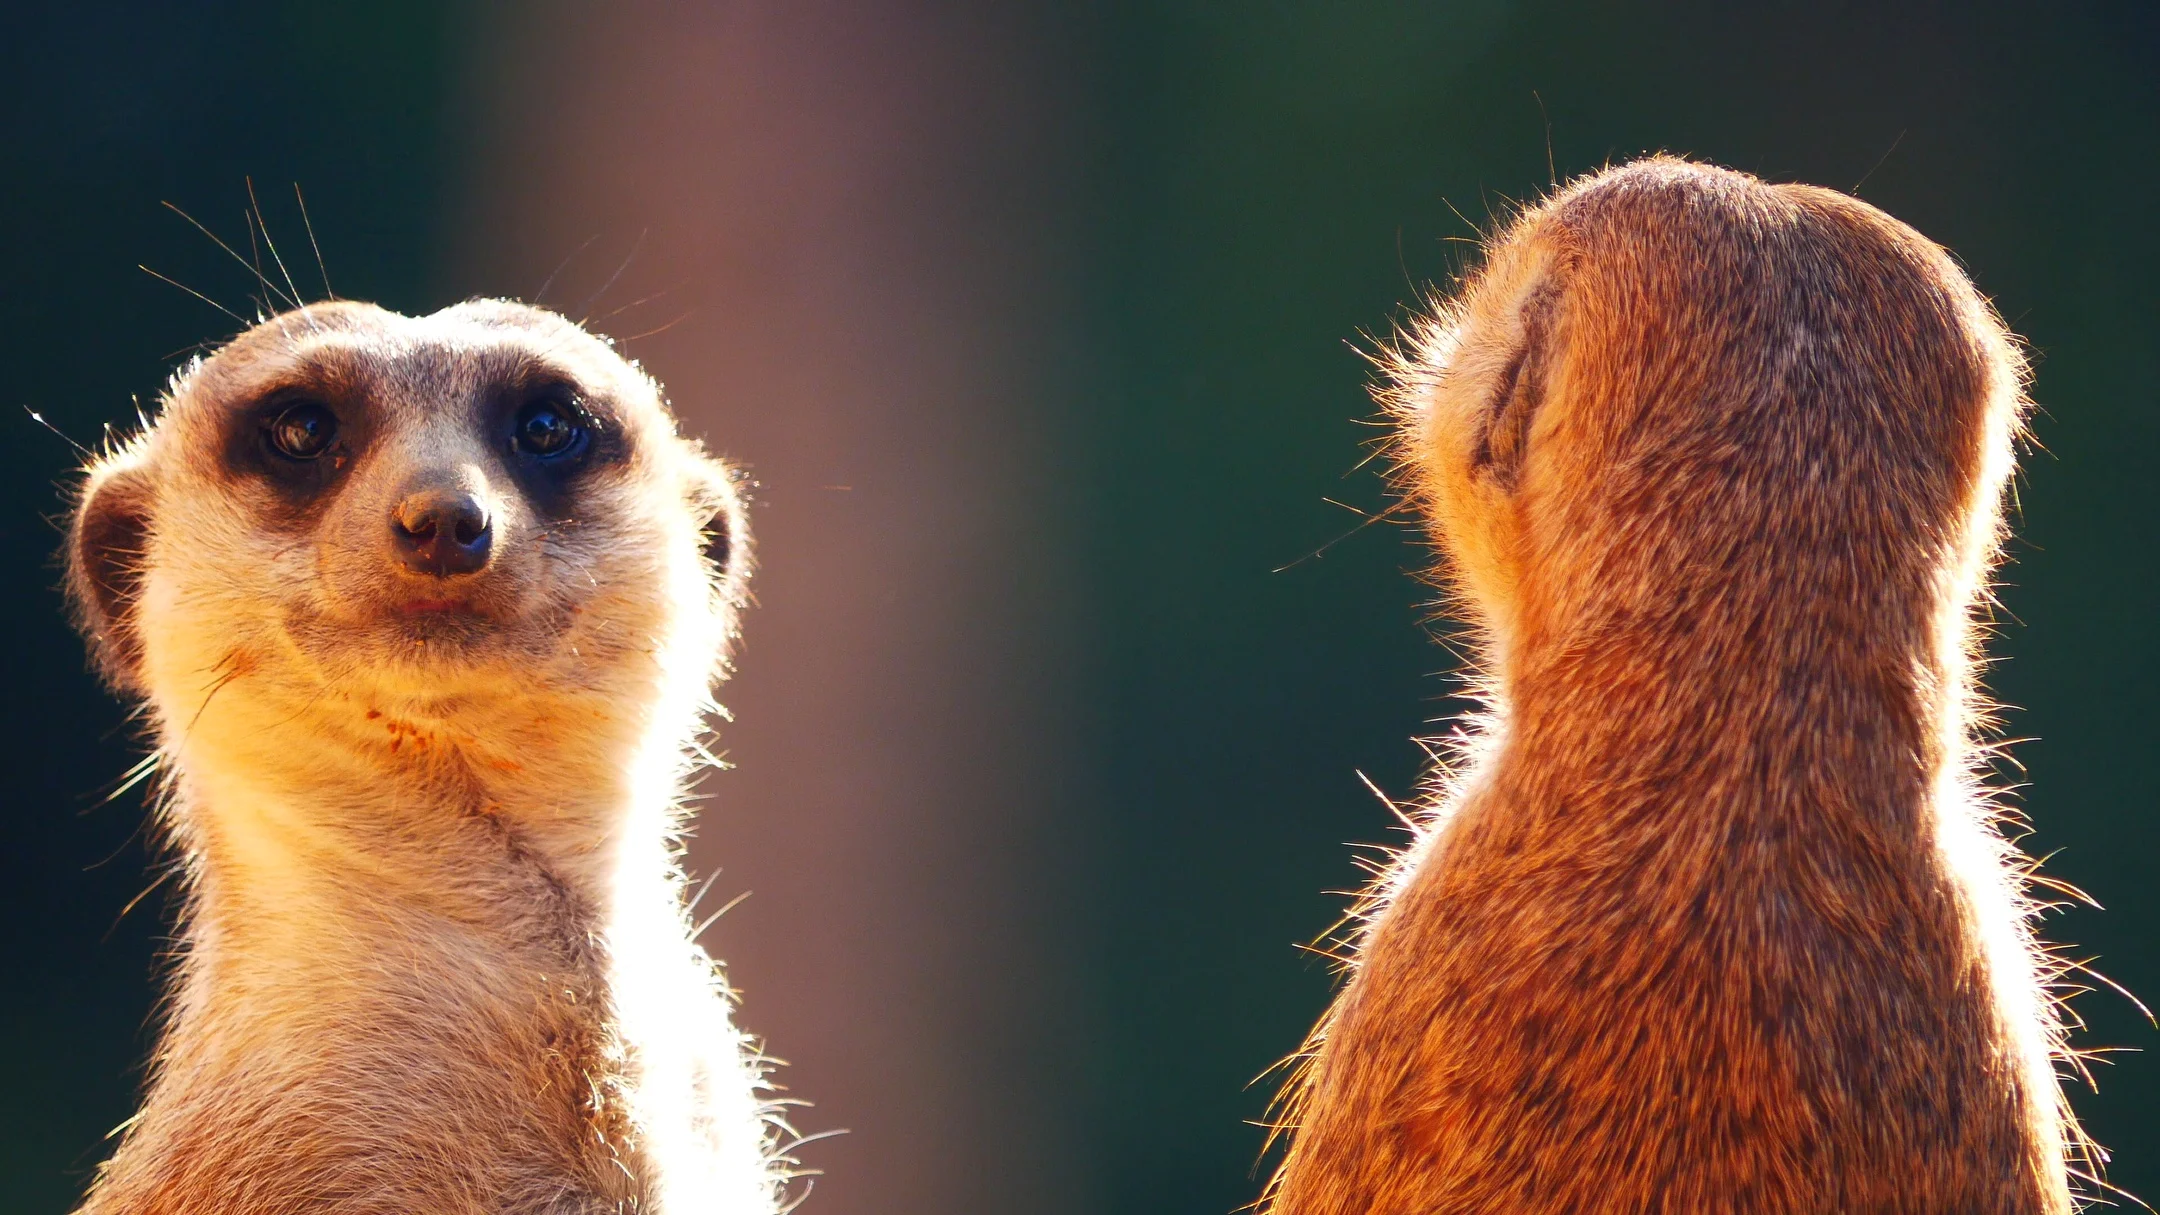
[222,381,370,523]
[491,375,626,520]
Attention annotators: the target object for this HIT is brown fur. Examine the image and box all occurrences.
[1264,159,2081,1214]
[64,300,782,1213]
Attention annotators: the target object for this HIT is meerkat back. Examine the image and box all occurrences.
[63,300,782,1214]
[1265,159,2081,1213]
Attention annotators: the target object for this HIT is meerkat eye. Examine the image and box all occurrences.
[266,402,339,461]
[513,397,589,459]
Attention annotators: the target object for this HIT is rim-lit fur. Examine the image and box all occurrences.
[1264,159,2084,1214]
[63,300,782,1214]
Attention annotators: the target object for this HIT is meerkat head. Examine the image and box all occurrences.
[65,299,748,800]
[1387,158,2021,679]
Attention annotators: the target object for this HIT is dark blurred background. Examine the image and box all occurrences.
[4,3,2154,1212]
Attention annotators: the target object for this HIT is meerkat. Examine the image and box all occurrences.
[63,299,784,1214]
[1264,158,2084,1214]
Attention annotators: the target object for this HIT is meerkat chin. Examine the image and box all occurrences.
[64,299,784,1214]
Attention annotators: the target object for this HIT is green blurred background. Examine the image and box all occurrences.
[4,3,2152,1212]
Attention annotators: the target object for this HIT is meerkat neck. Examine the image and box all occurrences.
[86,741,703,1214]
[191,785,608,997]
[1496,559,1952,853]
[187,764,640,948]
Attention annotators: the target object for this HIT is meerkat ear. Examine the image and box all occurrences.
[66,454,157,694]
[1398,241,1567,506]
[684,453,752,603]
[1475,278,1562,492]
[1389,242,1567,640]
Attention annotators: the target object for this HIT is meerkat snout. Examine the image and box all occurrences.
[391,484,495,578]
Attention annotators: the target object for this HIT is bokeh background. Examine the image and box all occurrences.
[5,2,2155,1211]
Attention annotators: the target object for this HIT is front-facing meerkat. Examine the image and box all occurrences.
[1266,160,2082,1213]
[64,300,779,1213]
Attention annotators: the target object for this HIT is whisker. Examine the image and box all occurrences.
[246,180,318,336]
[595,285,678,323]
[291,182,334,300]
[1439,193,1481,238]
[1271,500,1415,574]
[578,228,648,324]
[618,310,693,344]
[1852,128,1908,194]
[138,264,248,326]
[248,177,309,314]
[162,200,298,312]
[535,234,601,308]
[241,197,279,321]
[25,407,97,461]
[1533,89,1556,189]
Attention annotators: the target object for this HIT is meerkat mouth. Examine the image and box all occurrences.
[382,600,504,640]
[280,596,529,669]
[398,596,480,616]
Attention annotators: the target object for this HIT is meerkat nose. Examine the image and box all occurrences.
[392,488,494,578]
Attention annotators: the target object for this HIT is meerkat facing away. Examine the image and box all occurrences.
[1265,159,2084,1213]
[64,300,783,1214]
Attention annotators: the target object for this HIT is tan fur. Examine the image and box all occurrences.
[1264,159,2082,1214]
[64,300,783,1214]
